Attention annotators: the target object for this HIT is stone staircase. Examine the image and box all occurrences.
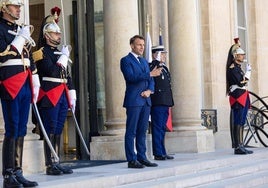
[2,148,268,187]
[115,148,268,188]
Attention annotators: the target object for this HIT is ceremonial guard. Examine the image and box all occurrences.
[32,7,76,175]
[226,38,253,155]
[0,0,39,187]
[149,45,174,160]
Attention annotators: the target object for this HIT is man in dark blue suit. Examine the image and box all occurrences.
[120,35,162,168]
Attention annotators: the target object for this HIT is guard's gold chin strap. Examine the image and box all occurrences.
[234,56,244,64]
[45,33,60,46]
[2,5,20,20]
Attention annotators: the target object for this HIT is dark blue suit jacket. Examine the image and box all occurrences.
[120,53,154,107]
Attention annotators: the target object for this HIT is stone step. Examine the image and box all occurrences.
[195,170,268,188]
[2,148,268,187]
[116,156,268,188]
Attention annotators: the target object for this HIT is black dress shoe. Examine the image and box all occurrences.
[128,161,145,168]
[154,155,166,160]
[165,155,174,160]
[138,159,158,167]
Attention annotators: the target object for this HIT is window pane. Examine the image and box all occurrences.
[237,0,245,27]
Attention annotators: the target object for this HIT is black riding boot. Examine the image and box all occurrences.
[2,137,23,188]
[3,169,23,188]
[44,134,61,175]
[234,125,247,155]
[239,126,253,154]
[54,134,73,174]
[14,137,38,187]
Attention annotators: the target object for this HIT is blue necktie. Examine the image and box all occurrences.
[138,57,145,71]
[137,57,141,63]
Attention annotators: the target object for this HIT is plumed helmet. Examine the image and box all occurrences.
[233,47,245,55]
[232,45,246,57]
[37,7,62,48]
[43,21,61,34]
[231,38,245,57]
[42,7,61,35]
[50,6,61,23]
[0,0,23,10]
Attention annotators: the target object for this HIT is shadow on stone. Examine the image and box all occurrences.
[61,160,126,169]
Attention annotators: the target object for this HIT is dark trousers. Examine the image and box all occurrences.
[40,93,68,135]
[232,97,250,126]
[230,97,250,148]
[1,81,31,138]
[125,105,150,161]
[151,106,169,156]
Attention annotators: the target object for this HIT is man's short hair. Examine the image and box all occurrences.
[129,35,145,45]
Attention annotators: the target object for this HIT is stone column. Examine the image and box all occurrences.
[103,0,139,135]
[166,0,214,153]
[90,0,139,159]
[254,0,268,96]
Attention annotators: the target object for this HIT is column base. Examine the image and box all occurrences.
[165,129,215,153]
[90,136,125,160]
[20,136,45,174]
[214,129,231,149]
[90,134,153,160]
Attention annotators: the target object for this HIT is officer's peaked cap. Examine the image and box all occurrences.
[151,45,167,53]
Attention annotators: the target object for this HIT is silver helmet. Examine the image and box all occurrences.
[232,47,246,58]
[42,15,61,45]
[43,21,61,35]
[42,7,61,35]
[0,0,23,10]
[0,0,23,19]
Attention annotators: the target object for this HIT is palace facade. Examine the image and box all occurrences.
[1,0,268,173]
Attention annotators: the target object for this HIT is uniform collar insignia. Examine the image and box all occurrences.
[0,17,16,26]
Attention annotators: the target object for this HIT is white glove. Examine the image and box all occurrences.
[61,45,71,57]
[32,74,40,103]
[246,63,251,72]
[11,35,25,54]
[19,25,31,39]
[11,26,32,54]
[245,63,251,80]
[68,89,76,112]
[245,71,251,80]
[19,25,36,47]
[57,46,71,69]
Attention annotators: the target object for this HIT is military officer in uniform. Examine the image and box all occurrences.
[226,38,253,155]
[149,45,174,160]
[0,0,39,187]
[32,8,76,175]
